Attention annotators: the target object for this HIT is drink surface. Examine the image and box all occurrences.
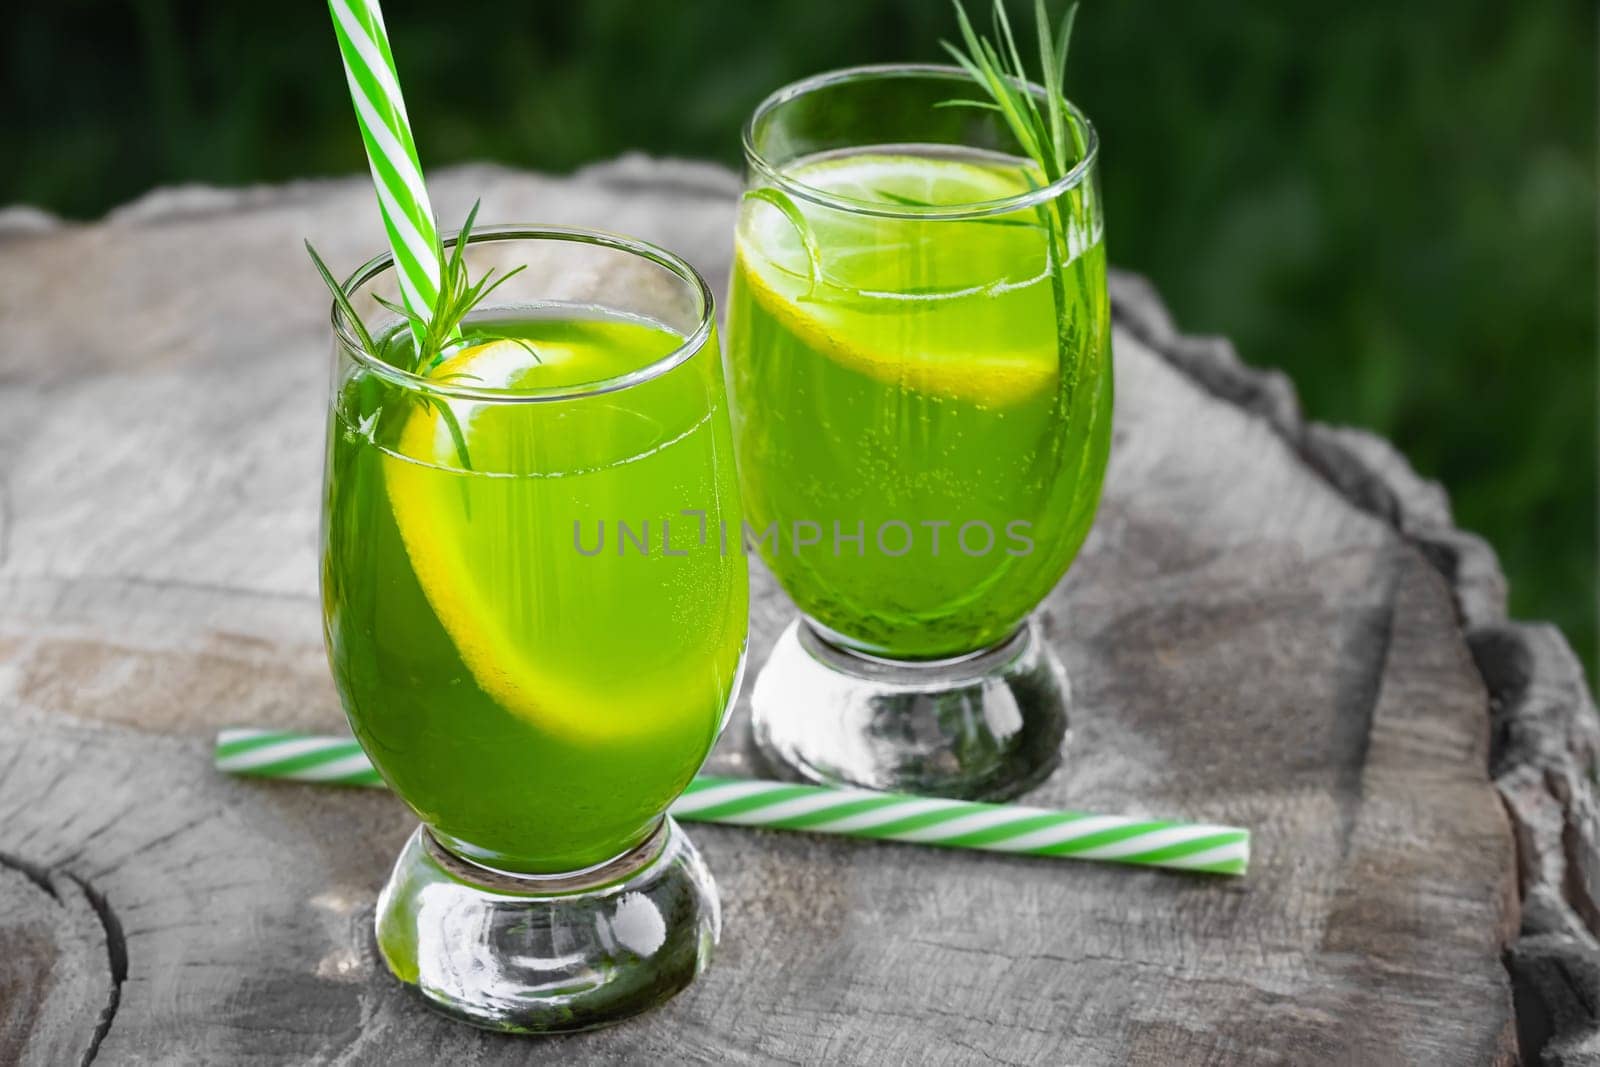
[726,147,1112,659]
[323,306,747,873]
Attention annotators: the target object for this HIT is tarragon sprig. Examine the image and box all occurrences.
[943,0,1086,415]
[306,200,546,473]
[943,1,1083,187]
[306,199,537,377]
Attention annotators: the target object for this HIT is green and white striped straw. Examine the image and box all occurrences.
[325,0,443,335]
[217,728,385,786]
[672,776,1249,875]
[216,729,1249,875]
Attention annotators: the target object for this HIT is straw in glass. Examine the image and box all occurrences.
[325,0,444,334]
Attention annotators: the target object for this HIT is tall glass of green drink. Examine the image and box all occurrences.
[725,65,1110,800]
[322,227,747,1031]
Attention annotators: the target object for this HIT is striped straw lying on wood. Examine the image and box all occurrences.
[215,729,1249,876]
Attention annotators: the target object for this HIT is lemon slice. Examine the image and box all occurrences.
[791,151,1032,207]
[383,337,666,748]
[736,153,1059,407]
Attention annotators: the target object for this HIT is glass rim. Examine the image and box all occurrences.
[331,225,716,404]
[740,63,1100,221]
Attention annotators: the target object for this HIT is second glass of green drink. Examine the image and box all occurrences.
[322,227,747,1031]
[725,65,1111,800]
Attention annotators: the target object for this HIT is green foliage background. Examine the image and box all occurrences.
[7,0,1595,679]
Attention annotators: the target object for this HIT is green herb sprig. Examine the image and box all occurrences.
[942,1,1083,191]
[306,200,538,376]
[306,200,547,474]
[942,0,1087,416]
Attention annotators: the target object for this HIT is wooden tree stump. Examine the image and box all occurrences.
[1,158,1595,1065]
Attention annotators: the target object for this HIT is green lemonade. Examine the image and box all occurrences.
[323,307,747,873]
[726,149,1111,659]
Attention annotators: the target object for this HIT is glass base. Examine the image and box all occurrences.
[750,617,1069,801]
[374,817,719,1034]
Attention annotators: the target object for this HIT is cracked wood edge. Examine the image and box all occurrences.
[1107,266,1600,1067]
[0,853,123,1067]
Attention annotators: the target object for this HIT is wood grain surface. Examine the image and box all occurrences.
[0,158,1595,1065]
